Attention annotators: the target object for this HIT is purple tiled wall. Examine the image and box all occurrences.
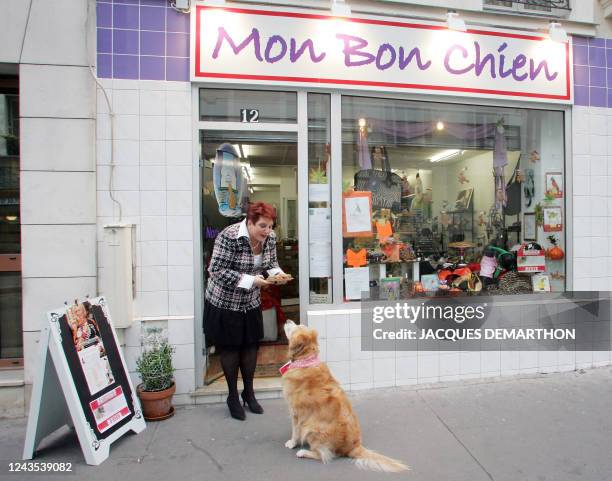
[96,0,189,81]
[573,36,612,108]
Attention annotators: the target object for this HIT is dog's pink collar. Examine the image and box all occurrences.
[279,354,320,375]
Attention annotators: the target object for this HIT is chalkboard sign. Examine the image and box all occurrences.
[354,169,402,213]
[23,297,146,465]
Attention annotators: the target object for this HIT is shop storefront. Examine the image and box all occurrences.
[7,0,612,417]
[192,4,580,386]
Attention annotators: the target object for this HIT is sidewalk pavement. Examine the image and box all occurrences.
[1,367,612,481]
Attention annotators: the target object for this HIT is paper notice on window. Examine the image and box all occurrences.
[344,196,371,233]
[309,207,331,243]
[89,386,131,434]
[309,183,330,203]
[309,242,331,278]
[344,267,370,300]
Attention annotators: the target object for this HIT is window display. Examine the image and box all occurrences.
[341,96,566,300]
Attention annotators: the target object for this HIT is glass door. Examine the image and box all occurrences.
[0,81,22,366]
[198,88,300,383]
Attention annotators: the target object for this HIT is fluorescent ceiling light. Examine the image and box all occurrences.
[446,11,467,32]
[331,0,351,16]
[549,22,568,43]
[430,149,461,163]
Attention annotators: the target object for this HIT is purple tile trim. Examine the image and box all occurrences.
[97,54,113,78]
[589,67,606,88]
[588,47,605,68]
[141,31,165,56]
[114,55,139,79]
[140,0,166,6]
[588,37,606,48]
[166,57,189,81]
[589,47,606,68]
[590,87,606,107]
[113,29,139,55]
[573,65,588,86]
[573,45,588,66]
[114,0,139,4]
[607,49,612,68]
[573,36,588,46]
[607,69,612,88]
[97,28,112,54]
[607,39,612,49]
[140,56,165,80]
[141,6,166,31]
[167,9,190,33]
[113,4,139,30]
[607,89,612,108]
[166,32,189,57]
[97,2,112,28]
[574,86,588,106]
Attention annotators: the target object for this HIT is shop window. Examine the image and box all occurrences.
[308,93,332,304]
[0,79,22,362]
[341,96,565,301]
[199,88,297,123]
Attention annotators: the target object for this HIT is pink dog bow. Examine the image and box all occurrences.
[279,354,321,375]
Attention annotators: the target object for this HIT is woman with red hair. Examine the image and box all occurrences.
[205,202,291,420]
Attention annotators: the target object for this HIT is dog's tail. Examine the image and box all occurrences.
[349,446,409,473]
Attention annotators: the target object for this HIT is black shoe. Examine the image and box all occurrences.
[241,391,264,414]
[227,395,246,420]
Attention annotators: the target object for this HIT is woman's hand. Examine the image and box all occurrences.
[253,275,270,288]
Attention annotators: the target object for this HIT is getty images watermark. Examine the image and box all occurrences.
[360,292,612,351]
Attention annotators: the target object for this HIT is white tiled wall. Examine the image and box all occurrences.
[572,106,612,291]
[18,2,96,386]
[308,305,612,391]
[96,79,196,397]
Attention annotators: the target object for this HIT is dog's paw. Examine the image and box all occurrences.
[285,439,298,449]
[296,449,309,458]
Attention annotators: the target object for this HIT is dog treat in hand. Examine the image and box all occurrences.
[268,272,293,285]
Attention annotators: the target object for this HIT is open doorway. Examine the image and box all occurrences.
[200,130,299,384]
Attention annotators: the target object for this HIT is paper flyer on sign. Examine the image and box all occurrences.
[344,266,370,300]
[89,386,131,434]
[67,302,115,395]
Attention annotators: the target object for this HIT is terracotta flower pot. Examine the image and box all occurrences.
[137,382,176,421]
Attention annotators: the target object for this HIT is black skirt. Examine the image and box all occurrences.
[204,300,263,349]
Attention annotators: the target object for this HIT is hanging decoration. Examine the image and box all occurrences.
[213,143,245,217]
[357,119,372,169]
[524,169,535,207]
[493,118,508,211]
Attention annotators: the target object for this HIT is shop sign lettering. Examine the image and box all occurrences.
[193,5,571,103]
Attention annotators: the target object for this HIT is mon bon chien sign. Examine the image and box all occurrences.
[192,5,572,103]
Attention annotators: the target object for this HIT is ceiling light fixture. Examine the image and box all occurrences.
[436,121,445,131]
[446,11,467,32]
[430,149,461,163]
[331,0,351,16]
[358,118,366,128]
[548,22,568,43]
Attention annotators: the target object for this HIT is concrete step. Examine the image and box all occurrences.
[190,377,282,405]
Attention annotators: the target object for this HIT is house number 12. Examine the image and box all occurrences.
[240,109,259,123]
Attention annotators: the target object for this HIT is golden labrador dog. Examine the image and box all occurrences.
[281,320,408,472]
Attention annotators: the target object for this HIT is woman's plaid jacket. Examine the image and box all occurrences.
[205,222,281,311]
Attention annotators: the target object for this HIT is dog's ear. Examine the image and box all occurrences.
[289,331,308,359]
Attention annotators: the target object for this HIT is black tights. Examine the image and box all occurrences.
[220,345,258,399]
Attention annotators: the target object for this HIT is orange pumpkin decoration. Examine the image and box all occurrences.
[546,235,564,261]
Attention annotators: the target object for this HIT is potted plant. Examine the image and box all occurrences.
[136,337,176,421]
